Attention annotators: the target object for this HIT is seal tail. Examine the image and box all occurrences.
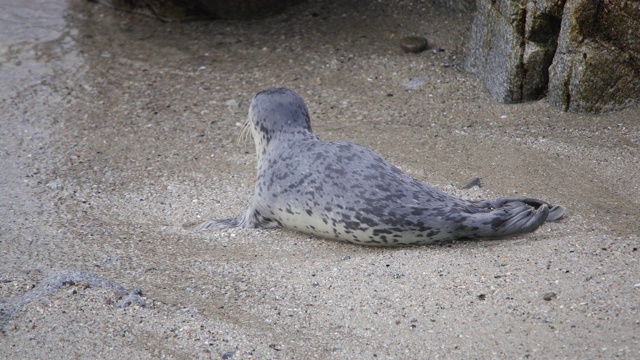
[466,197,565,239]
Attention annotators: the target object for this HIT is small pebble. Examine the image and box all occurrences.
[177,307,199,314]
[225,99,240,112]
[402,77,425,91]
[116,293,145,308]
[400,36,429,53]
[46,179,64,190]
[461,177,482,189]
[543,292,557,301]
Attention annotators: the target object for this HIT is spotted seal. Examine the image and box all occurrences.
[196,88,565,246]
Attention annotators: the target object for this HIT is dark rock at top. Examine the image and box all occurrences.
[94,0,303,20]
[197,0,303,19]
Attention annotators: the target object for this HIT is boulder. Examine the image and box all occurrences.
[466,0,640,112]
[548,0,640,112]
[464,0,564,104]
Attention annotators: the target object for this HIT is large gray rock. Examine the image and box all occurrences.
[464,0,563,104]
[466,0,640,112]
[548,0,640,112]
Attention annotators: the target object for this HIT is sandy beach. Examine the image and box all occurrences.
[1,0,638,358]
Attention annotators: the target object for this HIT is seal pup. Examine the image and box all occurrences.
[196,88,565,246]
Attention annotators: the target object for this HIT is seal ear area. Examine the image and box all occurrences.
[250,88,312,130]
[252,87,305,110]
[254,87,299,98]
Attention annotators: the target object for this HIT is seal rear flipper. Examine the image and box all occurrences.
[494,202,549,237]
[474,196,565,222]
[546,205,566,222]
[468,202,549,239]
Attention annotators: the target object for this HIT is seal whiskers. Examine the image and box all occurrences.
[236,116,252,148]
[196,88,565,246]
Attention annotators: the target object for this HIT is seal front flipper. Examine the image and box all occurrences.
[195,208,282,231]
[195,207,253,230]
[194,217,242,230]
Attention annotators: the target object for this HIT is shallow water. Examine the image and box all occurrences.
[0,0,84,98]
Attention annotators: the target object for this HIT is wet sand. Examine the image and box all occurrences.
[1,0,639,358]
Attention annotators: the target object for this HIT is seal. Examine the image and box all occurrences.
[196,88,565,246]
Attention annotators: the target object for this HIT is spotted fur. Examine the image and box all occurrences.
[196,88,565,246]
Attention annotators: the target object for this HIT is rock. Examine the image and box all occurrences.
[461,177,482,189]
[548,0,640,112]
[402,77,425,91]
[225,99,240,112]
[46,179,64,190]
[464,0,563,104]
[464,0,520,103]
[465,0,640,112]
[95,0,211,21]
[431,0,476,12]
[197,0,303,19]
[400,36,429,54]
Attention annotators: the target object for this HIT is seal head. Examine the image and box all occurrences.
[248,88,315,165]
